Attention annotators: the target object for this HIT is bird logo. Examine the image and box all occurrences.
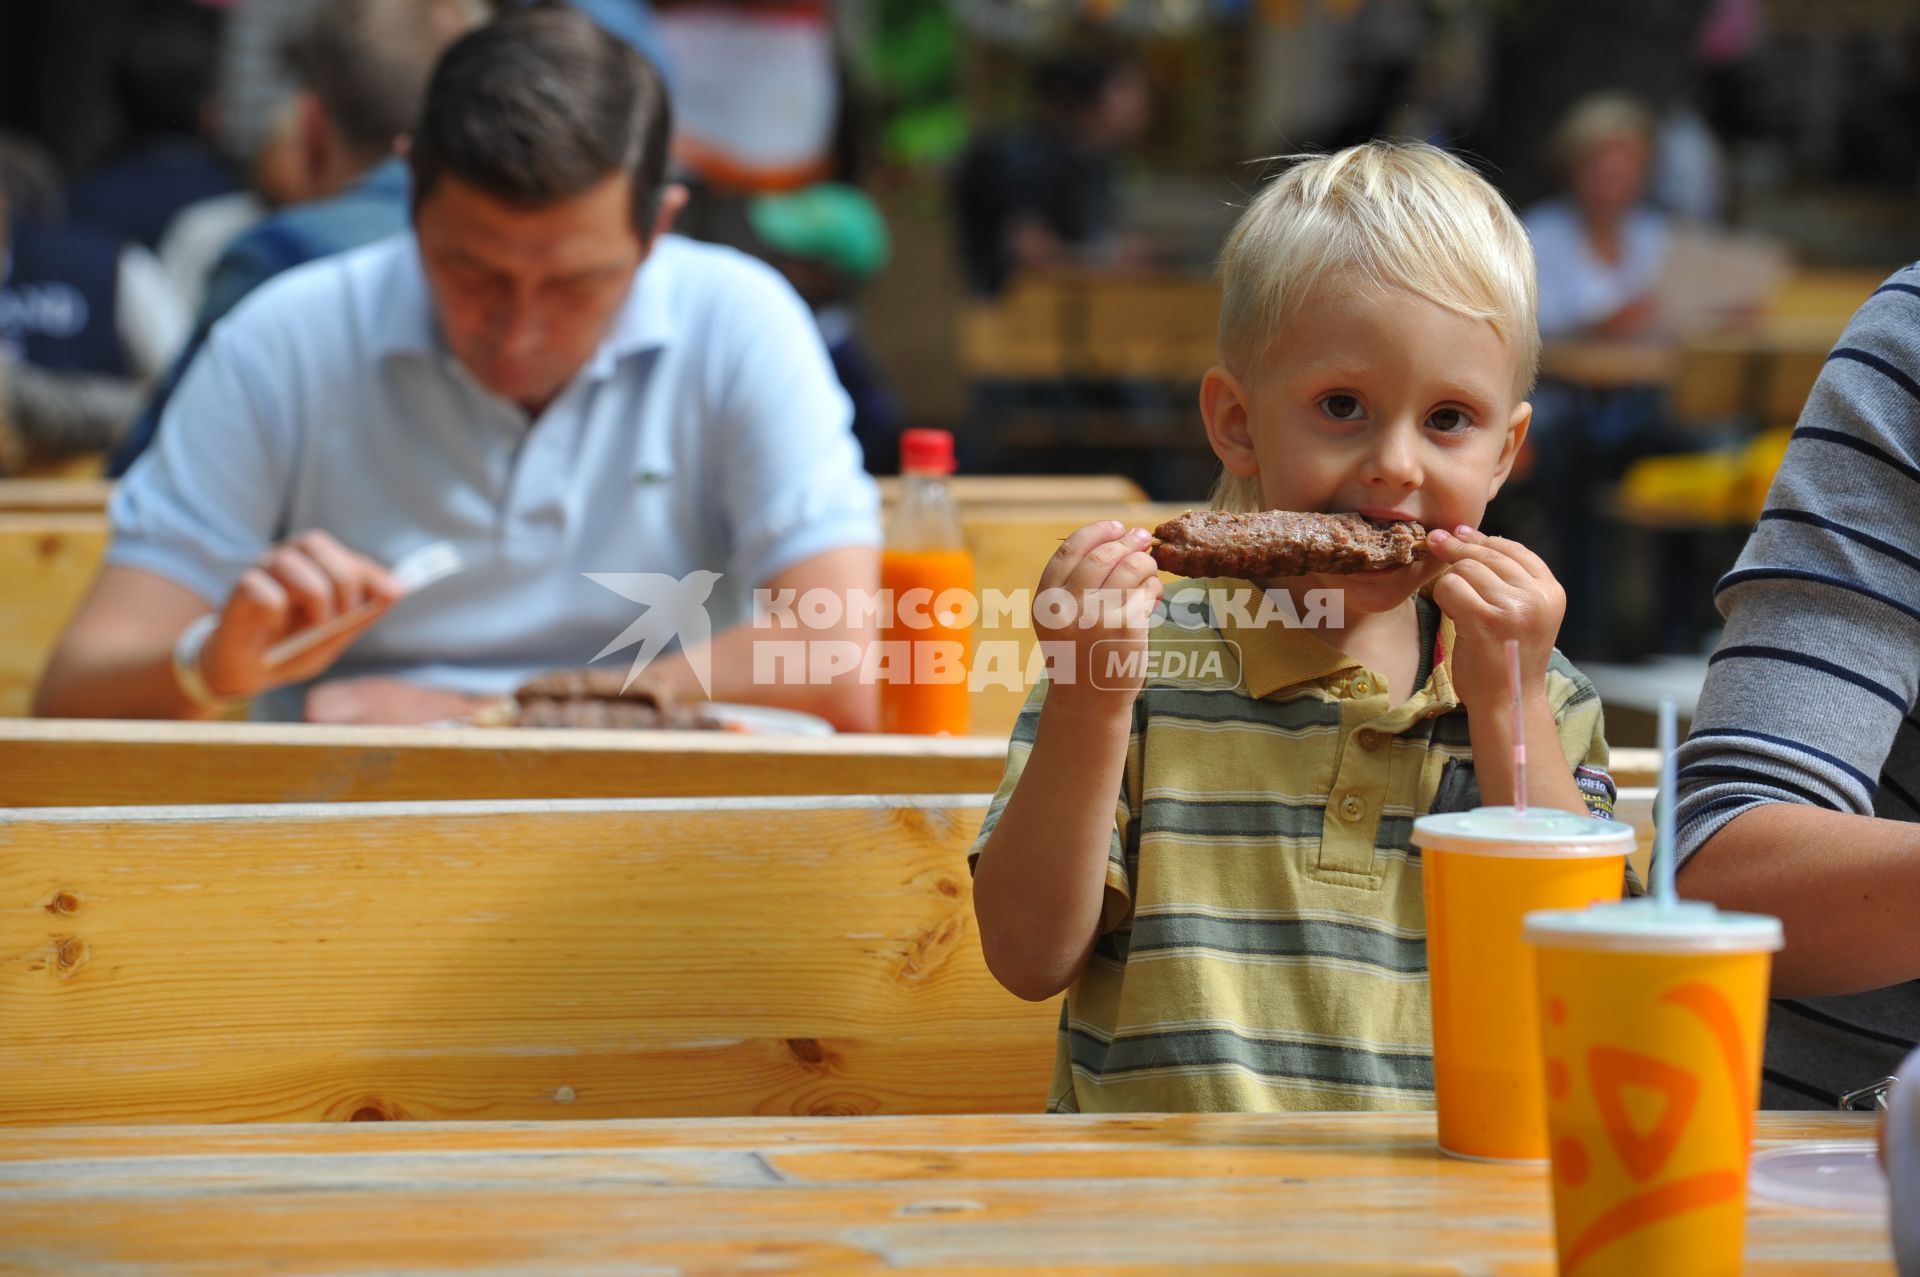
[584,570,723,695]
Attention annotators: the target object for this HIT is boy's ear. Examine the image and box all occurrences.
[1486,399,1533,500]
[1200,365,1260,478]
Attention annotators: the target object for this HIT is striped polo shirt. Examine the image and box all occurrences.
[1674,263,1920,1108]
[972,582,1615,1113]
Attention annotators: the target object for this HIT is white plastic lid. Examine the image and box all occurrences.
[1749,1143,1889,1214]
[1410,805,1637,858]
[1524,899,1784,953]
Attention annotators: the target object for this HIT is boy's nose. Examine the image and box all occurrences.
[1361,424,1423,490]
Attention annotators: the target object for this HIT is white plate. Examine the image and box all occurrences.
[1749,1142,1889,1213]
[699,703,835,736]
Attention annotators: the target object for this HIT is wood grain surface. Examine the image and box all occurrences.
[0,719,1012,806]
[0,513,105,718]
[0,795,1058,1125]
[0,1112,1890,1275]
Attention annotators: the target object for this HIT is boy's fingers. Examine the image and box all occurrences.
[1042,520,1126,590]
[1100,549,1162,592]
[1066,529,1151,594]
[1428,527,1532,588]
[1482,535,1554,582]
[1432,558,1510,608]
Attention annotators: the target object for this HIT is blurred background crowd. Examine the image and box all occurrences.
[1,0,1917,674]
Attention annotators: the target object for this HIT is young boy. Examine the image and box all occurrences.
[969,141,1617,1113]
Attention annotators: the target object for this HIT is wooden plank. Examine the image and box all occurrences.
[0,719,1011,807]
[10,450,105,480]
[0,1113,1890,1274]
[1538,339,1679,389]
[0,794,1058,1125]
[0,509,1672,757]
[1078,275,1220,381]
[956,277,1074,380]
[0,505,1184,733]
[1617,785,1655,883]
[0,476,1152,518]
[877,474,1148,506]
[0,477,113,513]
[0,512,106,718]
[1609,746,1657,788]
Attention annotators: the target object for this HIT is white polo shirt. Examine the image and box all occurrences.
[110,231,879,718]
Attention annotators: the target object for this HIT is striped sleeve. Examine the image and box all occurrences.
[968,679,1138,933]
[1549,651,1616,820]
[1674,264,1920,865]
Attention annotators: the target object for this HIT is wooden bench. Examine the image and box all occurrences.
[0,720,1011,807]
[0,508,1678,761]
[0,478,114,514]
[0,475,1153,518]
[0,793,1058,1125]
[0,504,1189,732]
[0,710,1658,810]
[0,512,107,718]
[877,473,1148,506]
[0,788,1664,1128]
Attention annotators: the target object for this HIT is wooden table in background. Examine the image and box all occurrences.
[0,1112,1889,1275]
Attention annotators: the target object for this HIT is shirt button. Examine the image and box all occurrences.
[1357,729,1382,750]
[1351,678,1373,697]
[1339,793,1366,822]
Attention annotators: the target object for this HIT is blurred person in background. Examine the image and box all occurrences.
[215,0,328,170]
[952,47,1150,298]
[66,2,237,253]
[1522,92,1670,341]
[745,181,898,471]
[156,97,320,316]
[110,0,486,475]
[0,147,190,471]
[1516,93,1693,658]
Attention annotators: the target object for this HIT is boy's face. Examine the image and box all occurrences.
[1200,279,1531,614]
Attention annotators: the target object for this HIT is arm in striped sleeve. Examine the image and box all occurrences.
[1675,264,1920,996]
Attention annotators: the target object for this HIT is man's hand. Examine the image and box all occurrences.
[199,531,403,699]
[1425,525,1566,716]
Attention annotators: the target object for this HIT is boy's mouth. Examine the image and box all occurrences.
[1346,507,1423,526]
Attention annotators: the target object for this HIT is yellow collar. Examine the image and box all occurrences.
[1206,579,1459,708]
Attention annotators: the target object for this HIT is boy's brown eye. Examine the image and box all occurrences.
[1429,408,1468,432]
[1323,394,1362,420]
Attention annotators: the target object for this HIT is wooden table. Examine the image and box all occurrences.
[0,1113,1889,1274]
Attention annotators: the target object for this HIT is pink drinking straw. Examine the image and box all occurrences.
[1506,639,1526,815]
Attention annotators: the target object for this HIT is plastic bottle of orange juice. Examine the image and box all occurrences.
[881,429,974,735]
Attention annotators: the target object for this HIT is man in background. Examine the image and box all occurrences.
[110,0,485,475]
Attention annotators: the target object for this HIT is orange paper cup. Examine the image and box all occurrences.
[1412,807,1634,1162]
[1526,901,1783,1277]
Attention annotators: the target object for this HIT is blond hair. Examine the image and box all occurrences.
[1210,140,1538,512]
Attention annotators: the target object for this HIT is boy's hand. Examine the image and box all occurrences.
[1035,520,1163,716]
[1425,525,1565,713]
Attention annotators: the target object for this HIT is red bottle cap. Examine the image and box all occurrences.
[900,428,956,476]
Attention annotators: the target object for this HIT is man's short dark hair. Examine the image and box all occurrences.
[408,4,674,236]
[294,0,484,159]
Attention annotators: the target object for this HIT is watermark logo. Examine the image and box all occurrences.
[587,575,1339,692]
[1088,638,1242,691]
[585,570,721,695]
